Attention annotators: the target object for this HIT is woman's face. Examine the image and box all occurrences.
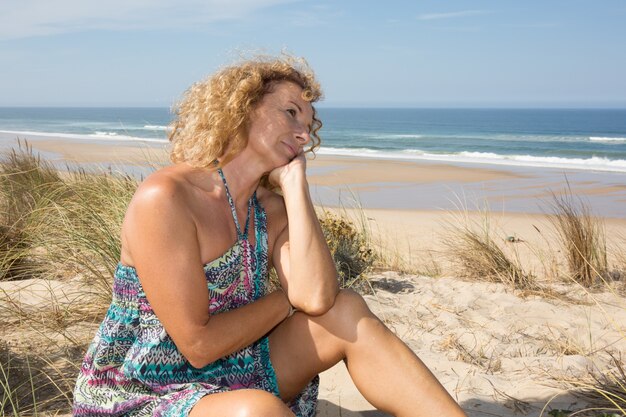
[246,81,314,169]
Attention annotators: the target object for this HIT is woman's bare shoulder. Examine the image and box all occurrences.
[120,165,200,263]
[129,165,197,208]
[129,164,210,217]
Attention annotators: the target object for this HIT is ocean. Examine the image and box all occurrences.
[1,107,626,173]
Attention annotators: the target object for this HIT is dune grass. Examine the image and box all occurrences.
[1,341,79,417]
[577,354,626,416]
[0,145,138,415]
[443,194,625,416]
[0,142,64,282]
[543,186,625,416]
[548,187,608,287]
[443,210,537,291]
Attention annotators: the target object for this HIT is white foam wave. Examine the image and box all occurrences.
[317,147,626,173]
[143,125,168,131]
[93,131,119,137]
[0,129,168,144]
[86,132,167,144]
[318,147,381,156]
[589,136,626,143]
[456,151,626,171]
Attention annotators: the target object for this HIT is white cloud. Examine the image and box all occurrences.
[417,10,491,21]
[0,0,298,40]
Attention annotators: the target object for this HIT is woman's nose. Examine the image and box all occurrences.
[296,130,311,146]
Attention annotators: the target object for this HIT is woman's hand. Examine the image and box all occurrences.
[268,151,307,192]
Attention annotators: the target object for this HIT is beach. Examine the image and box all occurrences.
[1,132,626,416]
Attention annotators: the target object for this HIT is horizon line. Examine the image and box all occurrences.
[1,104,626,110]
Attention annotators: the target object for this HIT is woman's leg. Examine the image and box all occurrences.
[188,389,295,417]
[268,289,467,417]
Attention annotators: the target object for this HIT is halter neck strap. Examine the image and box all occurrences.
[217,167,254,239]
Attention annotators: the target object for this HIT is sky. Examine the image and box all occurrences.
[0,0,625,108]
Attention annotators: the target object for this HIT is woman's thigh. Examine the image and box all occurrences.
[188,389,294,417]
[268,289,374,402]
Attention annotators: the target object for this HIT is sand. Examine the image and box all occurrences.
[1,133,626,416]
[3,268,625,416]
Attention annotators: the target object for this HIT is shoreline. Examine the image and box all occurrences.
[3,126,626,174]
[2,132,626,219]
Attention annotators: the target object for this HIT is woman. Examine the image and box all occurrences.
[73,55,467,417]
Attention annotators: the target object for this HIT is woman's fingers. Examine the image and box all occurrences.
[269,153,307,189]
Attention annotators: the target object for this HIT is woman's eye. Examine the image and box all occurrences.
[287,108,297,117]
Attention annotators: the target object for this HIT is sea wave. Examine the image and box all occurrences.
[456,151,626,171]
[365,134,424,140]
[143,125,168,131]
[589,136,626,143]
[93,131,119,137]
[317,147,626,173]
[317,147,383,156]
[341,132,601,144]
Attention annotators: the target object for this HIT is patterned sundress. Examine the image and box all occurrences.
[73,168,319,416]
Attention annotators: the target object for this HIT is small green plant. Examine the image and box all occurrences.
[318,210,374,289]
[548,410,572,417]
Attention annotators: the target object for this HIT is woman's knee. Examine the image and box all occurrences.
[233,390,293,417]
[190,389,293,417]
[318,289,376,335]
[333,289,372,316]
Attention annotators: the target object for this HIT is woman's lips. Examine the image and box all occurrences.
[283,142,297,158]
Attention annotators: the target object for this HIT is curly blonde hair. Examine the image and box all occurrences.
[168,54,323,169]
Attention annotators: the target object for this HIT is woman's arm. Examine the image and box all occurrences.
[124,176,291,369]
[270,154,339,315]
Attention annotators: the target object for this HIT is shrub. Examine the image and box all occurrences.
[318,211,374,288]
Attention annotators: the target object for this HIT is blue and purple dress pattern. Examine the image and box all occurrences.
[73,177,318,416]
